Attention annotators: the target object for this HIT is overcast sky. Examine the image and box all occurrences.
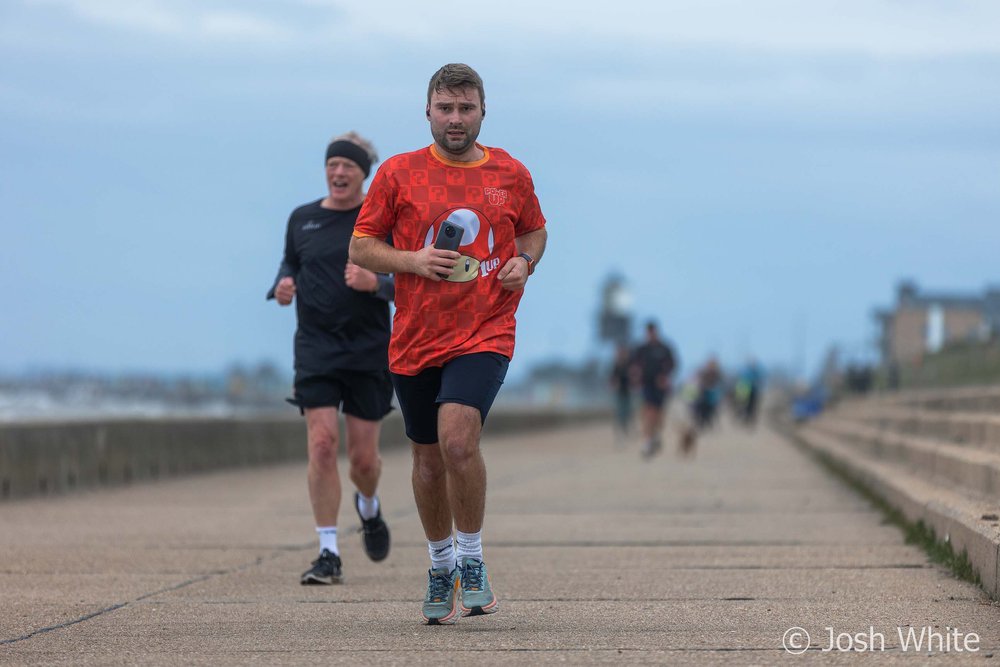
[3,0,999,380]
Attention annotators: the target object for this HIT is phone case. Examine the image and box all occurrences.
[434,221,464,252]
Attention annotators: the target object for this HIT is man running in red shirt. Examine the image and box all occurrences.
[350,63,547,625]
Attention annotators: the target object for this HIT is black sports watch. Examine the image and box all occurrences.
[518,252,535,274]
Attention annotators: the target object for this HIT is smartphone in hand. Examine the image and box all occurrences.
[434,220,464,251]
[433,221,464,279]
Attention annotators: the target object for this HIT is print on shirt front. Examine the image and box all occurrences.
[353,144,546,376]
[423,208,498,283]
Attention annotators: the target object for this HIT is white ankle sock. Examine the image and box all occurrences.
[316,526,338,555]
[455,529,483,562]
[356,493,380,520]
[428,536,456,572]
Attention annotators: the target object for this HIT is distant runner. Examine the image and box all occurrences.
[631,321,677,460]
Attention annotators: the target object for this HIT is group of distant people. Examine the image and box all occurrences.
[267,64,547,625]
[610,325,765,458]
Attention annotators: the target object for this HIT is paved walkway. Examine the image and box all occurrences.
[2,418,999,664]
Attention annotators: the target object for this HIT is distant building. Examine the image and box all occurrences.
[874,280,1000,365]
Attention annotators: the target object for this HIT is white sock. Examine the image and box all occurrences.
[428,536,456,572]
[356,493,380,520]
[316,526,338,555]
[455,530,483,562]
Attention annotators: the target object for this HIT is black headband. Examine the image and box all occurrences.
[325,140,372,177]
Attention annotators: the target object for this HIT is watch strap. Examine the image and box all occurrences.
[518,252,535,275]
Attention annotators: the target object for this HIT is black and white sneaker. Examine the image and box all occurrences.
[355,492,391,562]
[301,549,343,585]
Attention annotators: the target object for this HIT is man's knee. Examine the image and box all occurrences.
[308,430,340,469]
[349,447,380,479]
[439,402,480,438]
[413,446,446,485]
[438,428,479,467]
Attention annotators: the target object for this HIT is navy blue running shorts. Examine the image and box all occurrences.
[390,352,509,445]
[289,369,394,421]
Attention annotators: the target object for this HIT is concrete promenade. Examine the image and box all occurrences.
[2,419,999,664]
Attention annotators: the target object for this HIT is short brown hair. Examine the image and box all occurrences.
[427,63,485,108]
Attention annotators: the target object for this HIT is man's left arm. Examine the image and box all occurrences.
[496,227,547,291]
[344,263,395,301]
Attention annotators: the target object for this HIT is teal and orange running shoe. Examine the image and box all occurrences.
[459,556,499,616]
[422,566,460,625]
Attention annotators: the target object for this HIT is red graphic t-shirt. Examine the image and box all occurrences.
[353,144,546,375]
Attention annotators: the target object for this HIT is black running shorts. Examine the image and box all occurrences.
[290,369,394,420]
[641,384,670,409]
[390,352,509,445]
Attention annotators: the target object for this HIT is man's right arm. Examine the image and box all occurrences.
[349,236,460,282]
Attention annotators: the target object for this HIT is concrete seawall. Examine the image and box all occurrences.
[0,408,608,501]
[785,387,1000,600]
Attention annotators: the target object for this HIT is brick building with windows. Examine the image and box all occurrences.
[874,280,1000,365]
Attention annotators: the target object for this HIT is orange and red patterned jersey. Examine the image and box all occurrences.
[353,143,546,376]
